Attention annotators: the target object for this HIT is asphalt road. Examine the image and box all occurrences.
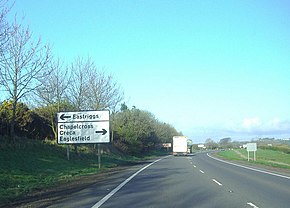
[47,152,290,208]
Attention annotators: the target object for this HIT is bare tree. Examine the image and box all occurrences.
[0,0,10,51]
[0,20,52,142]
[35,58,71,140]
[68,57,123,111]
[67,57,91,110]
[67,57,123,153]
[87,69,124,111]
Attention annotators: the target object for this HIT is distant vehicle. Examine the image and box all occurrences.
[173,136,188,156]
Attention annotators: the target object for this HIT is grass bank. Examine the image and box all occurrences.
[0,138,167,206]
[217,148,290,169]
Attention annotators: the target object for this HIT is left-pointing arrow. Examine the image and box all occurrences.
[60,114,71,120]
[96,129,107,135]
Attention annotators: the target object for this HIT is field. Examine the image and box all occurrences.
[217,148,290,169]
[0,139,162,206]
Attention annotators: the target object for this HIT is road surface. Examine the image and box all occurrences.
[47,152,290,208]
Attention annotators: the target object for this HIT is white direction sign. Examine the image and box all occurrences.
[57,110,110,144]
[247,143,257,152]
[246,143,257,161]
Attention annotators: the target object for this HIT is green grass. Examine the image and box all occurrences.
[217,148,290,169]
[217,149,246,161]
[0,139,160,206]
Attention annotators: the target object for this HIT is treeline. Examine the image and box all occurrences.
[113,104,180,155]
[0,2,180,155]
[0,101,53,141]
[199,137,290,153]
[0,101,180,155]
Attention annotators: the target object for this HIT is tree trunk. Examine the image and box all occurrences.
[10,98,17,143]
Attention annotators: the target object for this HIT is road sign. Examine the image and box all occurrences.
[247,143,257,152]
[162,143,172,148]
[246,143,257,161]
[57,110,110,144]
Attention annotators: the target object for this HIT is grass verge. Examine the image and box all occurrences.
[0,139,166,206]
[217,148,290,169]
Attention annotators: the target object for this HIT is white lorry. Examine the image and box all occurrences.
[172,136,188,156]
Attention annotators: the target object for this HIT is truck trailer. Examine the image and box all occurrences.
[172,136,188,156]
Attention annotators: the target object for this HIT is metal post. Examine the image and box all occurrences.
[67,145,70,161]
[98,144,101,169]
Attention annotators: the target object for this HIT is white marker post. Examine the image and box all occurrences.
[247,143,257,161]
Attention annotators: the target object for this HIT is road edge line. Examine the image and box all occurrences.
[207,153,290,180]
[91,155,170,208]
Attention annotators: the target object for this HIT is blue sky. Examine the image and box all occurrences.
[8,0,290,143]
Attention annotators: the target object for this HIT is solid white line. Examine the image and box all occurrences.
[212,179,223,186]
[91,156,169,208]
[247,202,259,208]
[207,153,290,180]
[199,170,205,174]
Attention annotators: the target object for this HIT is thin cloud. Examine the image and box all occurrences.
[227,117,290,137]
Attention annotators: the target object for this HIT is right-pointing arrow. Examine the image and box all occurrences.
[96,129,107,135]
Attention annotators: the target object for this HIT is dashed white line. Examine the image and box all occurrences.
[212,179,223,186]
[247,202,259,208]
[193,165,196,168]
[199,170,205,174]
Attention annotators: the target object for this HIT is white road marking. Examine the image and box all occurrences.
[199,170,205,174]
[247,202,259,208]
[207,153,290,180]
[193,165,196,168]
[91,156,169,208]
[212,179,223,186]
